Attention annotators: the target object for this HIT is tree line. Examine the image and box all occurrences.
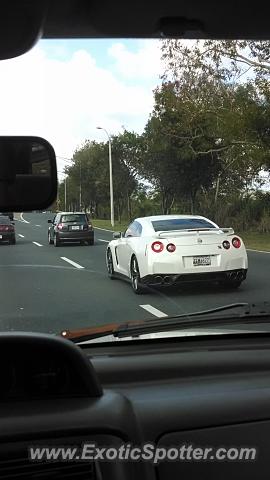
[58,40,270,231]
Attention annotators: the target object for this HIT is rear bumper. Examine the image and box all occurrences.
[141,268,248,286]
[0,233,15,242]
[57,230,94,242]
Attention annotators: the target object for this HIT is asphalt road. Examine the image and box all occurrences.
[0,212,269,334]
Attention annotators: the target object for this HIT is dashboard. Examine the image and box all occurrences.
[0,332,270,479]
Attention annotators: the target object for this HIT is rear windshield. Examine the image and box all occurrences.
[152,218,216,232]
[60,214,89,224]
[0,217,10,224]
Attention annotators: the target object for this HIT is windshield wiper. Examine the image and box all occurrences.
[61,302,270,343]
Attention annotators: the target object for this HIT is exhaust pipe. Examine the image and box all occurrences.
[227,271,244,282]
[164,276,172,285]
[229,271,237,281]
[236,271,244,281]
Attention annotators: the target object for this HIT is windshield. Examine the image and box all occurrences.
[61,214,88,223]
[0,38,270,337]
[0,217,11,224]
[152,218,216,232]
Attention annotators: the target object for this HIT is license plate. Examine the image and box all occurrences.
[71,226,80,230]
[193,255,211,266]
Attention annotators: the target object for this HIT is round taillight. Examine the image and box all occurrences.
[222,240,230,250]
[166,243,176,253]
[232,237,241,248]
[151,241,164,253]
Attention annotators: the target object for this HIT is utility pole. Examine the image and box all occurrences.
[79,159,82,210]
[96,126,114,227]
[64,177,67,211]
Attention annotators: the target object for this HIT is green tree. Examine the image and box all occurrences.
[161,40,270,85]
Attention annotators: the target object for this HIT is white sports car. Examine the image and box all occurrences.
[106,215,248,294]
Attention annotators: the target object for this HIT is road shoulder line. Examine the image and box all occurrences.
[247,248,270,254]
[19,213,30,224]
[140,304,168,318]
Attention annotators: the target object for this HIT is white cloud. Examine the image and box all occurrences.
[108,40,162,80]
[0,41,161,174]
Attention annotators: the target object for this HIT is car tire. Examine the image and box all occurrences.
[10,237,16,245]
[87,239,94,245]
[130,256,146,294]
[54,235,60,247]
[106,248,115,279]
[48,232,53,245]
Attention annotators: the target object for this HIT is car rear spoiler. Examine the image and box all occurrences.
[157,227,235,238]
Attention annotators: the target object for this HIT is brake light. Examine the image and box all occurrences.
[222,240,230,250]
[0,225,13,231]
[151,241,164,253]
[166,243,176,252]
[57,223,64,230]
[232,237,241,248]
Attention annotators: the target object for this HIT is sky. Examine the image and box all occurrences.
[0,39,162,177]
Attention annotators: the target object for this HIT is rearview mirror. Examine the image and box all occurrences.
[0,136,57,211]
[113,231,122,239]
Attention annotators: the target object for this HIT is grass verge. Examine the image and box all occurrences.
[240,232,270,252]
[93,219,128,232]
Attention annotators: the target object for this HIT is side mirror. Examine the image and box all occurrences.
[0,136,57,211]
[113,231,122,239]
[48,219,52,223]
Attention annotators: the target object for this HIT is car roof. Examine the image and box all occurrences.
[58,212,88,215]
[38,1,270,40]
[0,1,268,62]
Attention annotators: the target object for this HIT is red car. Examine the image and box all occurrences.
[0,216,16,244]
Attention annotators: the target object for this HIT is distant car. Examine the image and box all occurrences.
[48,212,94,246]
[0,216,16,245]
[106,215,248,294]
[0,212,14,221]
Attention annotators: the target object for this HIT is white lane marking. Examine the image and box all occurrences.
[94,226,114,232]
[98,238,109,243]
[247,248,270,254]
[60,257,85,269]
[140,304,168,318]
[18,234,25,238]
[20,213,30,224]
[32,242,43,247]
[35,224,41,227]
[0,264,84,270]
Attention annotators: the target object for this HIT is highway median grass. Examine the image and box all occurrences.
[93,219,128,232]
[240,232,270,252]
